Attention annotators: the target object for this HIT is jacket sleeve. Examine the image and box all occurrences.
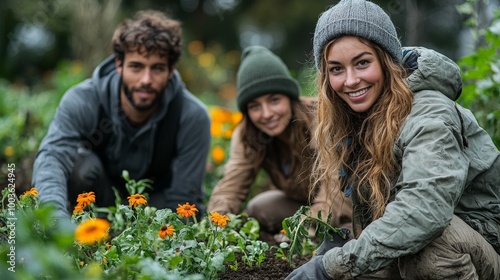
[322,95,469,278]
[207,124,263,214]
[160,97,211,212]
[32,81,99,219]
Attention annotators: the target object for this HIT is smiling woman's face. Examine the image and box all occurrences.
[246,93,292,137]
[326,36,384,113]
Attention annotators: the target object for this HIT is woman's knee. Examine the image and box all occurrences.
[246,190,304,233]
[399,215,497,279]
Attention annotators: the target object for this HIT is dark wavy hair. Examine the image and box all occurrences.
[111,10,182,70]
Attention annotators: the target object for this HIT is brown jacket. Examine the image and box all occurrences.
[207,97,352,226]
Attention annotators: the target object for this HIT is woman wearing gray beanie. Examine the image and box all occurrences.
[287,0,500,279]
[207,45,353,235]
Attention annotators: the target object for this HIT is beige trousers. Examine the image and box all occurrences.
[359,215,500,279]
[246,189,305,233]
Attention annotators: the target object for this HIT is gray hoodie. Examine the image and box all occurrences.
[32,55,211,218]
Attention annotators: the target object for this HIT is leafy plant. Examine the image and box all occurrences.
[279,205,347,266]
[0,172,271,279]
[456,1,500,148]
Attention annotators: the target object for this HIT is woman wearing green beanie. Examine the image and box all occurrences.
[207,45,353,235]
[287,0,500,279]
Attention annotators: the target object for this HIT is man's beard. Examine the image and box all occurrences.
[120,74,164,112]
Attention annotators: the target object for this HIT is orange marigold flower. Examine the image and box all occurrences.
[73,203,84,214]
[210,212,230,228]
[128,194,147,208]
[20,187,39,199]
[210,107,233,123]
[280,229,286,235]
[210,122,223,137]
[212,146,226,165]
[76,192,96,208]
[176,202,198,218]
[231,112,243,126]
[75,218,110,245]
[158,224,175,239]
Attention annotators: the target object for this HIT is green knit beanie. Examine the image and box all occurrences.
[236,46,300,112]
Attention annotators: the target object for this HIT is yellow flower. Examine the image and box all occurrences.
[80,260,85,267]
[73,203,84,214]
[210,122,223,137]
[76,192,96,208]
[212,146,226,165]
[102,257,107,264]
[231,112,243,126]
[75,218,110,245]
[4,146,14,157]
[20,187,38,199]
[127,194,147,208]
[210,107,233,123]
[280,229,287,235]
[158,224,175,239]
[176,202,198,218]
[210,212,230,228]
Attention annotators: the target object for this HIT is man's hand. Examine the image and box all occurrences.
[285,255,331,280]
[315,227,352,256]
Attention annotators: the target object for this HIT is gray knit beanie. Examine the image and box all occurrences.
[237,46,300,112]
[313,0,402,69]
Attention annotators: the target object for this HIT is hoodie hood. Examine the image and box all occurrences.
[404,46,462,101]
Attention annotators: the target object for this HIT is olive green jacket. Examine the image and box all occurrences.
[323,47,500,278]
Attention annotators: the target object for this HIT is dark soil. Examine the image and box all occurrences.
[218,230,311,280]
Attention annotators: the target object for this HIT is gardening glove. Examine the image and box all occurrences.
[402,47,420,73]
[315,227,352,256]
[285,255,331,280]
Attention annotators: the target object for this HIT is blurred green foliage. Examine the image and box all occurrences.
[0,60,87,189]
[456,1,500,147]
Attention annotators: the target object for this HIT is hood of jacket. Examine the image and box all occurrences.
[404,46,462,101]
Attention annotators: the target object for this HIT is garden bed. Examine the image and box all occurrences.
[219,248,309,279]
[219,230,310,279]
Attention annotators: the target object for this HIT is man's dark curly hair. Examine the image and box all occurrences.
[112,10,182,70]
